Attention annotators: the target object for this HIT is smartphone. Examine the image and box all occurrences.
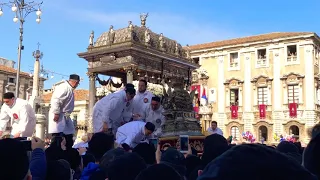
[21,140,32,151]
[149,138,158,150]
[179,135,189,153]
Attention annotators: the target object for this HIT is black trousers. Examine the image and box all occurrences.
[51,133,74,150]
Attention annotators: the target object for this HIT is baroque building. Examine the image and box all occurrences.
[0,57,42,102]
[189,32,320,143]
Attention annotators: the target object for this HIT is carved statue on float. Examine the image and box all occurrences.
[160,78,202,137]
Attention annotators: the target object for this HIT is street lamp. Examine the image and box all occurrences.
[0,0,43,97]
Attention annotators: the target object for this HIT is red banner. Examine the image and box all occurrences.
[289,103,297,118]
[230,105,238,119]
[259,104,266,119]
[191,85,201,99]
[191,85,201,112]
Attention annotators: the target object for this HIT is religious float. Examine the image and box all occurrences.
[77,13,205,152]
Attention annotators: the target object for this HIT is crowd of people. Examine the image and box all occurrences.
[1,74,320,179]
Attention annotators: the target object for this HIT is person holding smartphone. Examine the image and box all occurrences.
[0,92,36,138]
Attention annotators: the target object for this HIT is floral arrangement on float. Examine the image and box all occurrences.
[273,133,295,142]
[242,131,256,143]
[96,87,112,97]
[132,80,164,96]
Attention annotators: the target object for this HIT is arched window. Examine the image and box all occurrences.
[230,126,240,140]
[289,125,300,136]
[259,126,268,141]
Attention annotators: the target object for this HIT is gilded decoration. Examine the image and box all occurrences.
[225,121,244,137]
[92,19,190,60]
[282,120,305,137]
[252,121,273,142]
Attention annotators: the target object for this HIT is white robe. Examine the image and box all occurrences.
[115,90,134,123]
[115,121,149,148]
[144,105,165,137]
[48,80,75,135]
[132,90,153,116]
[92,90,128,134]
[0,98,36,137]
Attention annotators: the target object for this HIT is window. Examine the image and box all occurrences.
[257,87,268,105]
[288,85,299,103]
[289,125,300,136]
[8,77,15,84]
[287,45,297,62]
[259,126,268,141]
[257,49,267,66]
[230,89,239,106]
[231,126,240,140]
[229,52,239,68]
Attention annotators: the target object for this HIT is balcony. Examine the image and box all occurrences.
[199,105,212,115]
[287,55,297,62]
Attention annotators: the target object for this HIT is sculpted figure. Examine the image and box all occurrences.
[89,31,94,46]
[108,25,115,44]
[159,33,165,49]
[145,28,151,45]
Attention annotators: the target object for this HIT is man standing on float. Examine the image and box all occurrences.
[132,80,153,119]
[0,92,36,138]
[48,74,80,150]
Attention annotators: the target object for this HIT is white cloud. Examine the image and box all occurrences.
[50,4,245,46]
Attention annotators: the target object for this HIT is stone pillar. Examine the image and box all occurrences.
[272,50,282,136]
[243,53,253,132]
[304,45,316,143]
[35,114,46,140]
[87,72,96,133]
[216,55,226,133]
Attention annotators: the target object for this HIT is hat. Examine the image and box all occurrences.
[152,96,161,102]
[69,74,80,81]
[160,148,186,177]
[125,83,134,89]
[145,122,155,132]
[125,87,136,95]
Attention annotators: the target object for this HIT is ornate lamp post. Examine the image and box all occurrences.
[0,0,43,97]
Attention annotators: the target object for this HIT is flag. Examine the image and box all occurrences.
[289,103,297,118]
[230,105,238,119]
[201,87,207,101]
[259,104,266,119]
[200,87,208,106]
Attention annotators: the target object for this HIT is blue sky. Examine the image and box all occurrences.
[0,0,320,89]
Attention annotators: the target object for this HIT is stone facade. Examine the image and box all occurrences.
[189,32,320,144]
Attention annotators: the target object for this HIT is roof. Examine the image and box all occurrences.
[189,32,315,50]
[0,64,30,76]
[42,89,89,103]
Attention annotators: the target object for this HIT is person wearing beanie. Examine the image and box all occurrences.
[160,148,187,178]
[48,74,80,150]
[141,96,165,137]
[107,153,147,180]
[92,86,136,135]
[116,121,155,149]
[0,92,36,138]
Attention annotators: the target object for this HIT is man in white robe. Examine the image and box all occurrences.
[115,121,155,149]
[92,87,136,135]
[115,84,135,123]
[143,96,165,137]
[48,74,80,149]
[0,92,36,138]
[132,80,153,119]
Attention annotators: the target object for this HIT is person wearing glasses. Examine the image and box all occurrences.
[0,92,36,138]
[48,74,80,150]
